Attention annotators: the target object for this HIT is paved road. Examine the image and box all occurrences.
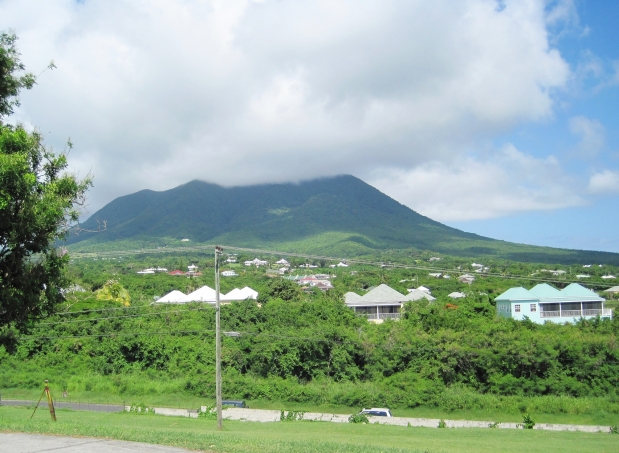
[0,433,201,453]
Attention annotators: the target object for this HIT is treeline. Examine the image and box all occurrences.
[2,282,619,412]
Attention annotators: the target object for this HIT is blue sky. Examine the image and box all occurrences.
[450,1,619,252]
[2,0,618,253]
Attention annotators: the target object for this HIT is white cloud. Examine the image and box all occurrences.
[568,115,605,157]
[370,145,585,221]
[588,170,619,194]
[1,0,571,214]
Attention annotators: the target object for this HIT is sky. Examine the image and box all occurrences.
[2,0,618,252]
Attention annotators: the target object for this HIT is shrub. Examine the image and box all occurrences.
[348,413,369,424]
[520,413,535,429]
[280,410,305,421]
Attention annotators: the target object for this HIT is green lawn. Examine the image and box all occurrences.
[3,387,619,427]
[1,406,617,453]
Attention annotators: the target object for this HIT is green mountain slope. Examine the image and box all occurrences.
[66,175,619,264]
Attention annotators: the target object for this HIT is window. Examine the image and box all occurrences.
[530,304,537,312]
[514,304,521,313]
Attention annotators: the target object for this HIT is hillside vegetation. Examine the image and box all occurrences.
[66,175,619,265]
[2,255,619,425]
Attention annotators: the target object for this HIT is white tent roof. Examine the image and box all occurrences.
[156,290,188,303]
[222,288,245,301]
[185,285,216,302]
[239,286,258,300]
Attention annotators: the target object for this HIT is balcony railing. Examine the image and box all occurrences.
[561,310,582,317]
[540,309,612,318]
[363,313,401,320]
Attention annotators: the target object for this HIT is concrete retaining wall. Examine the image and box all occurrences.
[127,405,612,433]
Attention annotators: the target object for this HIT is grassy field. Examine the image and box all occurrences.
[1,406,617,453]
[3,387,619,427]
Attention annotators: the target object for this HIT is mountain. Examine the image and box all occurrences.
[66,175,619,264]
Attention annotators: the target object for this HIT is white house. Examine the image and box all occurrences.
[428,273,442,278]
[337,261,349,267]
[458,274,475,284]
[276,259,290,266]
[448,292,466,299]
[345,284,434,323]
[221,270,237,277]
[602,275,616,280]
[495,283,612,324]
[244,258,268,267]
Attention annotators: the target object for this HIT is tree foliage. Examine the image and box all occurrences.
[0,32,91,334]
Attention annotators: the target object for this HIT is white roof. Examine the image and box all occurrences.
[448,292,466,299]
[405,289,435,301]
[233,286,258,300]
[222,288,245,301]
[344,292,362,303]
[185,285,216,302]
[345,284,434,306]
[156,290,188,303]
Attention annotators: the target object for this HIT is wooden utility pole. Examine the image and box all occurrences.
[214,245,223,430]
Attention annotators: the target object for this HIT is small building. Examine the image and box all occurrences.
[428,272,442,278]
[344,284,435,323]
[416,286,431,294]
[448,292,466,299]
[221,270,237,277]
[602,275,616,280]
[495,283,612,324]
[604,286,619,299]
[276,259,290,266]
[168,270,185,276]
[458,274,475,284]
[244,258,268,267]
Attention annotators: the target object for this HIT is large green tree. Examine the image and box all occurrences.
[0,32,91,334]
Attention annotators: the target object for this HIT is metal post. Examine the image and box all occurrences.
[214,245,223,430]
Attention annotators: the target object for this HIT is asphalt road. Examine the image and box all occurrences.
[0,433,201,453]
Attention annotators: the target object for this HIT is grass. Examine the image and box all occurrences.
[1,406,618,453]
[3,387,619,427]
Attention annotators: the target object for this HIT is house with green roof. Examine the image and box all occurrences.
[495,283,611,324]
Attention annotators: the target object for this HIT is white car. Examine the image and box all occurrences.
[360,408,392,417]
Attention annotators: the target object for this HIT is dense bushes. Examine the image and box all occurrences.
[1,289,619,411]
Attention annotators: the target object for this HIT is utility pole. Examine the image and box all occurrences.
[214,245,223,430]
